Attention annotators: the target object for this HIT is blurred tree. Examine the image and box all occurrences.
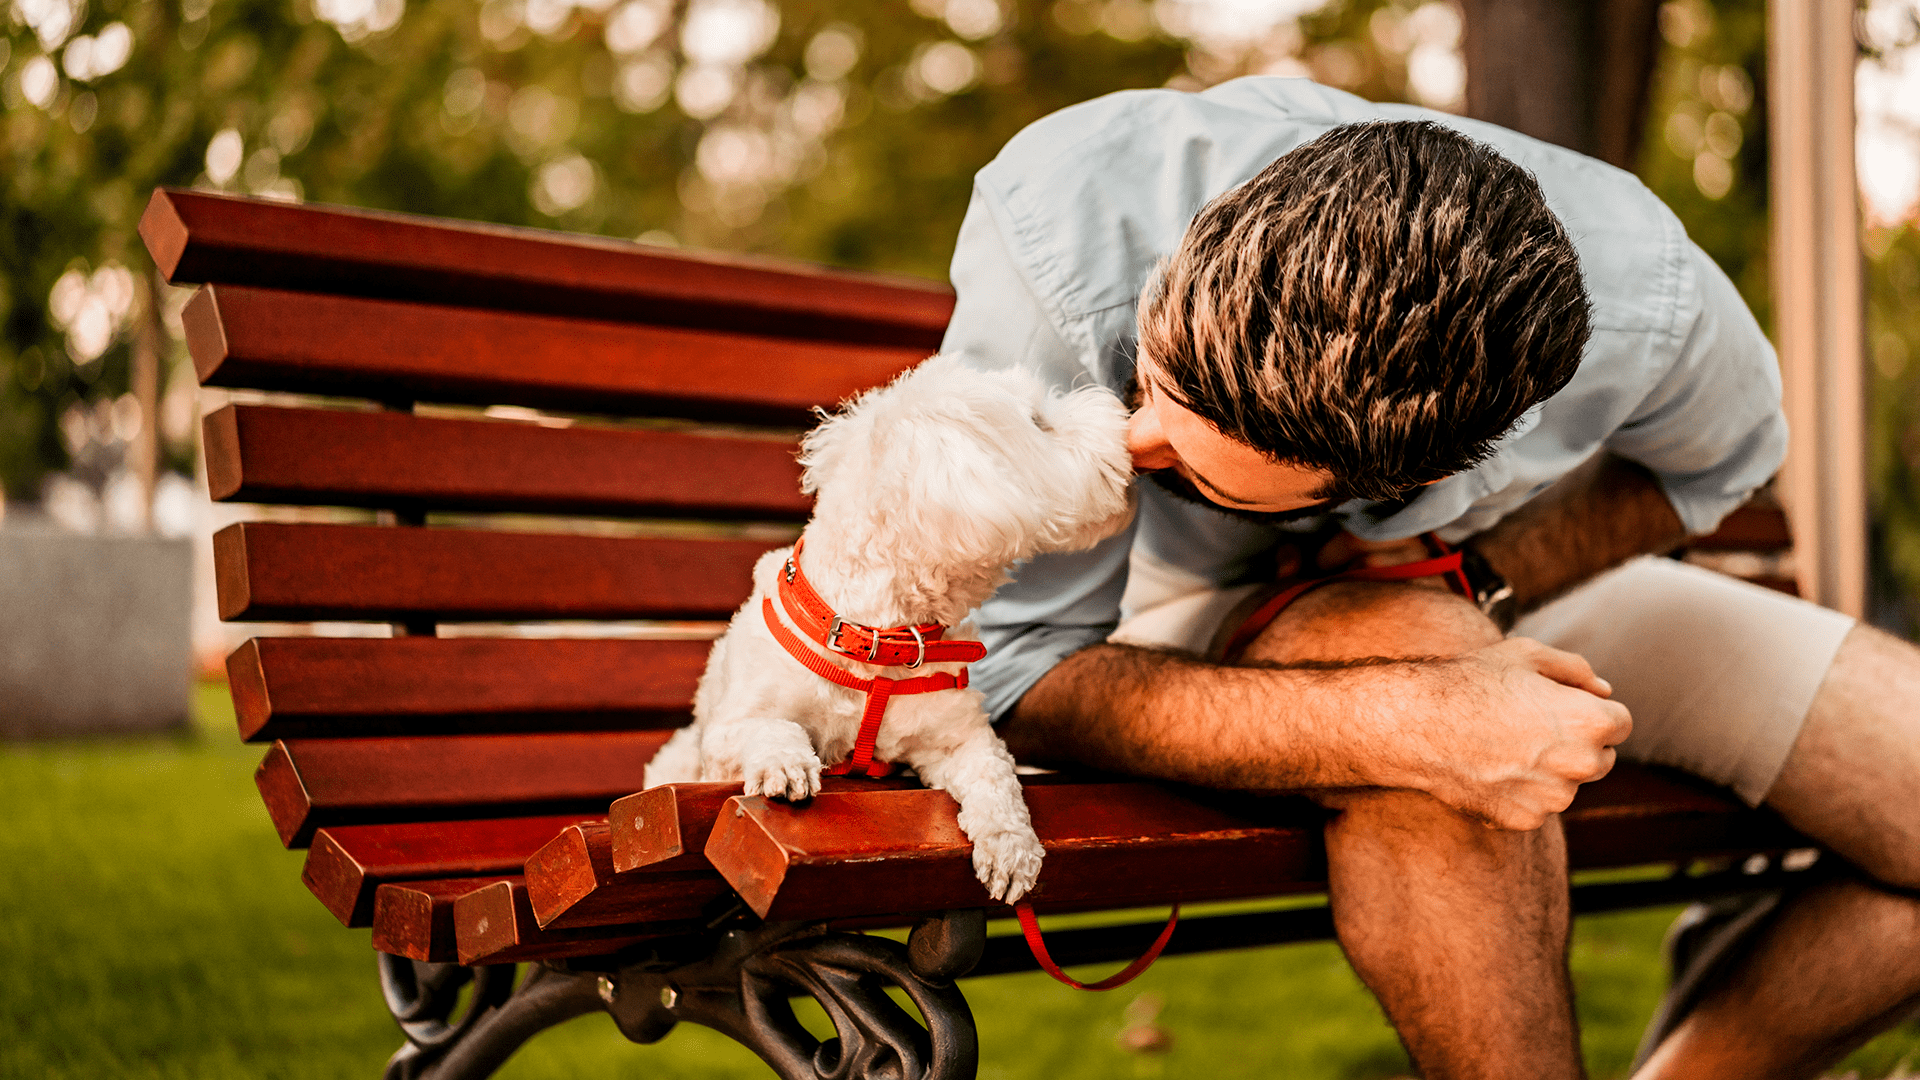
[1459,0,1662,171]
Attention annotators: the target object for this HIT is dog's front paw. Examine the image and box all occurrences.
[969,825,1045,904]
[741,746,823,801]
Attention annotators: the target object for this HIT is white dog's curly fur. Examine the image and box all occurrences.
[644,355,1136,903]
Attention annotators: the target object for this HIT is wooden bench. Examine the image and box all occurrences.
[142,188,1829,1080]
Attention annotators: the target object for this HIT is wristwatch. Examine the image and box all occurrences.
[1456,542,1518,632]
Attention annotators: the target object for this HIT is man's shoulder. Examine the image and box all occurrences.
[968,79,1688,331]
[979,78,1372,185]
[971,79,1379,318]
[1416,113,1691,336]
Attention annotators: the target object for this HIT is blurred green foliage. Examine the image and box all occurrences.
[1634,0,1770,323]
[1868,228,1920,626]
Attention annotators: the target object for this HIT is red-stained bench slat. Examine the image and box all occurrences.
[226,637,710,742]
[141,189,953,348]
[204,405,811,520]
[254,731,670,847]
[610,782,747,875]
[1689,504,1792,552]
[183,285,926,422]
[701,765,1811,924]
[453,878,690,965]
[304,815,605,927]
[705,781,1329,923]
[213,522,779,623]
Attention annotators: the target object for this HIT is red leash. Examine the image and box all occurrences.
[766,540,1180,989]
[1221,533,1470,661]
[1015,902,1181,991]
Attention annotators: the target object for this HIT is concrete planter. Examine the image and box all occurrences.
[1,526,193,737]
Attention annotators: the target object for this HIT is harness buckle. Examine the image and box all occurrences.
[906,625,926,669]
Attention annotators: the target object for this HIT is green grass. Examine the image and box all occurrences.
[3,685,1916,1079]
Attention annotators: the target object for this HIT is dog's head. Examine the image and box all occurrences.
[799,355,1135,594]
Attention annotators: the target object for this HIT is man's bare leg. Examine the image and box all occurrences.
[1246,580,1584,1080]
[1637,624,1920,1080]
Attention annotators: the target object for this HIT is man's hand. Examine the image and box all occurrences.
[1398,637,1632,830]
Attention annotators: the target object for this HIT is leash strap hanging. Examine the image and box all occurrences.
[1221,533,1469,661]
[1016,902,1181,991]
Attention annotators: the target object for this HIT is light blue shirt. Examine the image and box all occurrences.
[940,77,1788,723]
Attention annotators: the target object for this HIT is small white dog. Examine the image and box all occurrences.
[644,355,1135,903]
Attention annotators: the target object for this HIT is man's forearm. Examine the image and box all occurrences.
[1001,641,1427,790]
[1003,615,1634,829]
[1470,452,1688,612]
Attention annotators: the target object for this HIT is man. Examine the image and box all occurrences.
[940,78,1920,1079]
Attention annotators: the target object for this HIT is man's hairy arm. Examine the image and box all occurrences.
[1002,451,1678,827]
[1004,636,1630,829]
[1471,451,1690,612]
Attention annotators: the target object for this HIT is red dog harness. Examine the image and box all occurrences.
[763,540,1177,990]
[762,539,986,777]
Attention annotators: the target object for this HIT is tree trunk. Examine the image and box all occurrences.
[1459,0,1664,171]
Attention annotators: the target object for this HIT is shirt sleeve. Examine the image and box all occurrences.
[1603,242,1789,536]
[941,187,1135,723]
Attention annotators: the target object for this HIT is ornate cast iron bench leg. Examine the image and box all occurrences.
[381,910,987,1080]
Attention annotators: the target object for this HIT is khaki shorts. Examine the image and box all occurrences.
[1110,554,1856,806]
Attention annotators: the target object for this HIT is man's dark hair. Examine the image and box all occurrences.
[1137,120,1591,503]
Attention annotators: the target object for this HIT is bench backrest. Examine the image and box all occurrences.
[143,188,953,846]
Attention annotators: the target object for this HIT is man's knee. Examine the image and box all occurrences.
[1242,580,1502,666]
[1320,787,1574,868]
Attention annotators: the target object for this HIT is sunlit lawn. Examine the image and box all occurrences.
[3,684,1916,1079]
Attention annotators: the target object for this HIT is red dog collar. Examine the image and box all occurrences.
[777,539,986,668]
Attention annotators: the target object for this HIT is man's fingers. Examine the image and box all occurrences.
[1599,699,1633,747]
[1514,637,1613,697]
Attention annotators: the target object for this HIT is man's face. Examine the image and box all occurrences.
[1126,361,1342,524]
